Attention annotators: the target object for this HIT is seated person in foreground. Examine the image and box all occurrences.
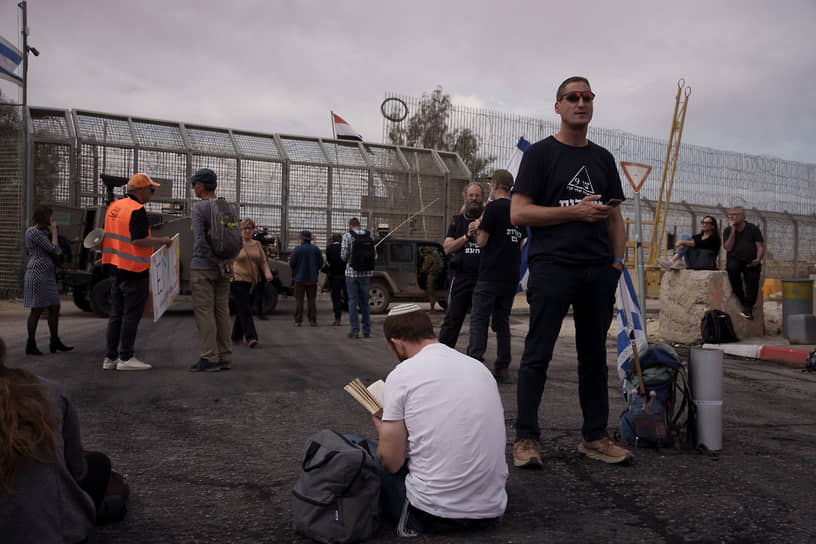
[658,215,721,270]
[372,304,508,537]
[0,336,110,543]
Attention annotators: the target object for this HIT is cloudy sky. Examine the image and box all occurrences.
[2,0,814,164]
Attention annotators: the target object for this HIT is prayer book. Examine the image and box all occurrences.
[344,378,384,418]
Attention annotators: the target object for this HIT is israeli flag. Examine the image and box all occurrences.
[616,267,647,384]
[0,34,23,87]
[505,136,532,291]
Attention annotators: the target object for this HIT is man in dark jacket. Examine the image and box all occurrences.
[289,230,324,326]
[325,233,347,326]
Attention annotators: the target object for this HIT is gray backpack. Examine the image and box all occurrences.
[293,430,380,543]
[207,197,242,258]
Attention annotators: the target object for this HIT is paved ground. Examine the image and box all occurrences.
[2,294,816,543]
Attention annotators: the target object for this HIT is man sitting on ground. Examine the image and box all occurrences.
[372,303,507,536]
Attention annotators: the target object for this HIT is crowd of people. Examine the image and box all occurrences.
[6,75,770,540]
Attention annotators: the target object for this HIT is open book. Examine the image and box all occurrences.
[344,378,384,418]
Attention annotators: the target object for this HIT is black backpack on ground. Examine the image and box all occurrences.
[349,231,376,272]
[619,344,696,449]
[293,430,380,543]
[700,309,739,344]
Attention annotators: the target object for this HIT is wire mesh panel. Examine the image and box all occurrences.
[30,109,73,142]
[191,156,238,201]
[33,143,73,205]
[76,145,135,207]
[240,159,283,235]
[363,144,405,171]
[74,111,134,147]
[399,148,444,176]
[185,126,236,156]
[132,119,185,151]
[0,127,23,296]
[287,163,329,250]
[233,132,283,161]
[323,139,369,168]
[279,137,328,164]
[137,149,188,201]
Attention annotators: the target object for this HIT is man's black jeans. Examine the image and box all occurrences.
[726,260,761,311]
[438,273,477,348]
[466,280,517,370]
[515,260,619,442]
[105,274,149,361]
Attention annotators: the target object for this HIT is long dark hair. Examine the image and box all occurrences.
[702,215,720,241]
[0,337,58,491]
[31,205,53,231]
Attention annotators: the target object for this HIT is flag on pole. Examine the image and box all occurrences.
[331,112,363,141]
[0,34,23,87]
[615,267,648,385]
[505,136,531,179]
[505,136,531,291]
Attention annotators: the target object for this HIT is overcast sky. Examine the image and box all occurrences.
[2,0,814,165]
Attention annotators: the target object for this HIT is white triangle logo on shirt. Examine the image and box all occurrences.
[566,166,595,196]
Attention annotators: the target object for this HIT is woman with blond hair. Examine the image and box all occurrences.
[0,336,111,542]
[23,205,73,355]
[231,218,273,348]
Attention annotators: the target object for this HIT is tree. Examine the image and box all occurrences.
[387,86,494,177]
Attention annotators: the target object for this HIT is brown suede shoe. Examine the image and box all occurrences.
[513,439,543,469]
[578,436,633,464]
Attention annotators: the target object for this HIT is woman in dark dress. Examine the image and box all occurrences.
[23,205,73,355]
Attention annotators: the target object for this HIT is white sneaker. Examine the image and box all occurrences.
[103,357,118,370]
[117,356,152,371]
[657,257,673,271]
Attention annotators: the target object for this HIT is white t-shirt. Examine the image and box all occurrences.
[382,342,508,518]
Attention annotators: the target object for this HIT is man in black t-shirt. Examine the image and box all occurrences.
[438,182,485,348]
[466,170,524,384]
[723,206,765,320]
[510,76,631,469]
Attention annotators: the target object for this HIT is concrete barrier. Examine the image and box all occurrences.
[658,270,764,344]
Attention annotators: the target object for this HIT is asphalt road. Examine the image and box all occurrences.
[2,294,815,543]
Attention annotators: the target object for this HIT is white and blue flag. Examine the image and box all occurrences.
[505,136,531,291]
[615,267,647,384]
[0,34,23,87]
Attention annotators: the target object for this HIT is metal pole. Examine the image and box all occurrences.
[634,192,647,334]
[19,1,32,226]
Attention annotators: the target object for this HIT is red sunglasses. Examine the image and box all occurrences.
[560,91,595,103]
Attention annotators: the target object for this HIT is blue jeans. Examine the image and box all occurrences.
[675,234,695,266]
[345,276,371,335]
[515,261,620,442]
[466,280,517,369]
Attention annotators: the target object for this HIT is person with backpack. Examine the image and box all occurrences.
[325,233,347,326]
[341,217,376,339]
[189,168,242,372]
[371,304,507,536]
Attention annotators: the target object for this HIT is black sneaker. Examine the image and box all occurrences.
[189,359,220,372]
[740,308,754,320]
[219,361,232,371]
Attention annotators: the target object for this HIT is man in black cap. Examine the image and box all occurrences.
[289,229,324,327]
[189,168,241,372]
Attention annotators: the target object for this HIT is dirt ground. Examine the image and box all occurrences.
[2,294,815,543]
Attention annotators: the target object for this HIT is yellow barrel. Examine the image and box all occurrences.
[781,279,814,338]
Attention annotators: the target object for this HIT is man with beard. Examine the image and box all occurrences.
[438,182,484,348]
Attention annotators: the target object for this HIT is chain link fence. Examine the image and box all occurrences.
[0,107,472,298]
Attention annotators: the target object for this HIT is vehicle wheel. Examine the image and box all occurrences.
[72,286,93,312]
[90,277,113,318]
[368,280,391,314]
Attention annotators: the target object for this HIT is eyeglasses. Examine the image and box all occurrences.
[560,91,595,103]
[701,220,714,225]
